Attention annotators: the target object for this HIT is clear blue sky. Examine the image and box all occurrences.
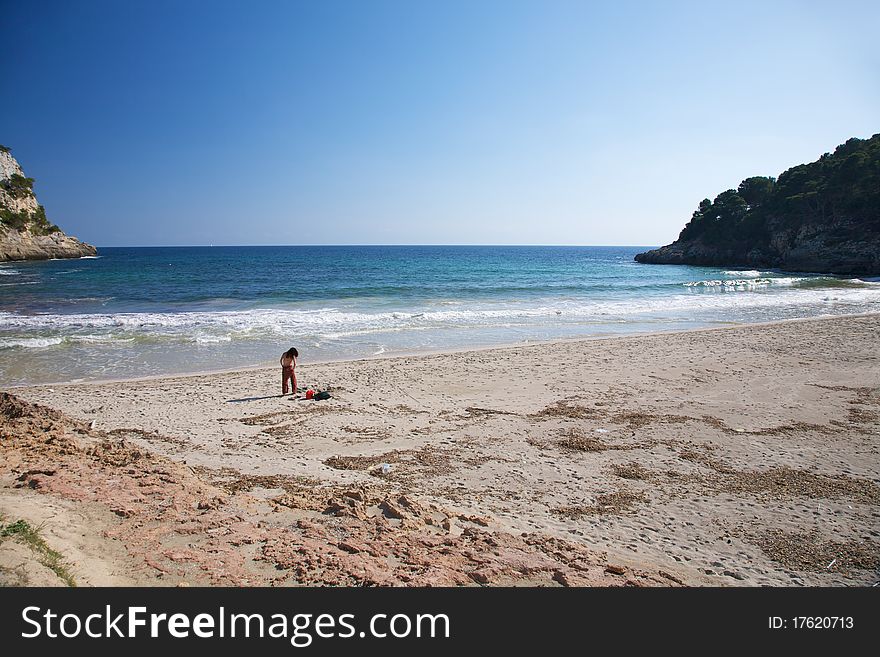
[2,0,878,247]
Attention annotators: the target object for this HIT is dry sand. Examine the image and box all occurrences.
[2,314,879,586]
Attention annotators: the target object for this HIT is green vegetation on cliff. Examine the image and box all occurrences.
[1,173,36,200]
[0,205,60,235]
[0,145,95,261]
[636,134,880,275]
[678,135,879,245]
[0,147,61,236]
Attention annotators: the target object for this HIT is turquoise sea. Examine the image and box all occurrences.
[1,245,878,386]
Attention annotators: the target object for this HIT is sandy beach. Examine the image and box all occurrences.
[2,314,878,586]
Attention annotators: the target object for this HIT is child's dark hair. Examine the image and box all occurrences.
[284,347,298,358]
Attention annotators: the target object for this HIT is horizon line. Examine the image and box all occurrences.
[88,243,661,249]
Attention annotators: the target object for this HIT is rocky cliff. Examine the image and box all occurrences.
[635,134,880,276]
[0,146,96,261]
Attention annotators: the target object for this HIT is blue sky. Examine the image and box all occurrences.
[2,0,878,246]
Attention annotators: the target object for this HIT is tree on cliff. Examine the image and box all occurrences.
[636,133,880,275]
[737,176,775,208]
[676,136,878,243]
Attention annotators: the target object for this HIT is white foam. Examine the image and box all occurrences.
[764,277,802,286]
[723,270,763,277]
[194,334,233,344]
[0,336,64,349]
[71,334,133,344]
[1,282,878,348]
[684,278,773,288]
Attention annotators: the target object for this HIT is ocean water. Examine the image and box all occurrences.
[1,245,878,386]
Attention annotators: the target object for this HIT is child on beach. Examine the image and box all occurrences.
[280,347,298,396]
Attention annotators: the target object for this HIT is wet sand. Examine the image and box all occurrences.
[3,314,879,586]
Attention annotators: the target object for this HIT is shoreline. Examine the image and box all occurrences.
[3,313,879,586]
[6,311,876,390]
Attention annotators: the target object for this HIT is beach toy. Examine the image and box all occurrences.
[305,389,315,400]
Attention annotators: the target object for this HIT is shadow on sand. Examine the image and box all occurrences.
[226,394,287,403]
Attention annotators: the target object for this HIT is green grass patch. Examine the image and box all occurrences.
[0,518,76,587]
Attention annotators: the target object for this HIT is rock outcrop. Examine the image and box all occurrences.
[636,134,880,276]
[634,222,878,275]
[0,229,97,262]
[0,146,96,261]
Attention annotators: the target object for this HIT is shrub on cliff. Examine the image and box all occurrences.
[1,173,36,200]
[0,205,57,234]
[0,208,30,231]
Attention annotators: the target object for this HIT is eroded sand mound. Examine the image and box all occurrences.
[0,393,674,586]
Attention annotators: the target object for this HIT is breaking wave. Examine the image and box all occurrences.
[1,279,879,350]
